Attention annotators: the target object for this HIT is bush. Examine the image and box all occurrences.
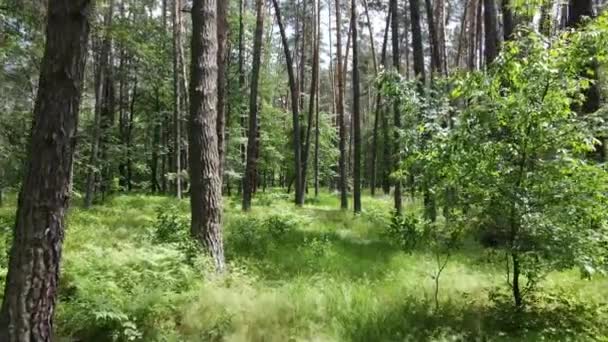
[152,206,200,263]
[384,212,428,251]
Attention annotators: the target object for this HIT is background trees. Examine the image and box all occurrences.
[0,0,607,338]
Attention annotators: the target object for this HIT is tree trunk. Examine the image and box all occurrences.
[272,0,304,206]
[367,0,390,197]
[352,0,362,213]
[391,0,403,214]
[425,0,442,73]
[314,0,321,197]
[0,0,91,339]
[189,0,225,272]
[336,0,349,210]
[173,0,184,199]
[502,0,514,40]
[243,0,265,211]
[484,0,499,65]
[217,0,229,191]
[301,0,321,203]
[85,2,114,208]
[238,0,246,195]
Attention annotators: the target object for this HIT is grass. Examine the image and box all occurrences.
[0,190,606,341]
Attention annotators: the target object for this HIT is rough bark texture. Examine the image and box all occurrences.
[483,0,499,65]
[189,0,225,272]
[352,0,362,213]
[272,0,303,206]
[336,0,349,210]
[0,0,92,340]
[243,0,265,211]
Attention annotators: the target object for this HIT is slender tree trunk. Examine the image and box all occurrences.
[484,0,499,65]
[85,2,114,208]
[301,0,321,203]
[189,0,225,272]
[243,0,265,211]
[126,76,137,191]
[217,0,229,191]
[0,0,91,339]
[367,0,389,197]
[352,0,362,213]
[336,0,348,209]
[425,0,442,73]
[173,0,183,199]
[314,0,321,197]
[502,0,514,40]
[238,0,246,195]
[390,0,402,214]
[272,0,303,206]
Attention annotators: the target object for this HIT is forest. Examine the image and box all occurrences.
[1,0,608,340]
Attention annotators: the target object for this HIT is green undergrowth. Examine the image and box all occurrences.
[0,191,605,341]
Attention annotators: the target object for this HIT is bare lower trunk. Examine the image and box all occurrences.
[0,0,91,339]
[352,0,361,213]
[336,0,348,210]
[272,0,303,206]
[243,0,265,211]
[189,0,225,272]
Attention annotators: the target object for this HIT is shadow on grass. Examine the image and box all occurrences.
[337,295,604,341]
[225,226,402,281]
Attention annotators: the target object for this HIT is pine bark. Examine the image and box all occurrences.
[243,0,265,211]
[0,0,92,339]
[189,0,225,272]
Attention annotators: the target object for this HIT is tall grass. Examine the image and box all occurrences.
[0,190,605,341]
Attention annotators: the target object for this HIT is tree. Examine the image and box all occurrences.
[243,0,265,211]
[271,0,303,206]
[336,0,349,210]
[173,0,184,199]
[217,0,229,188]
[483,0,499,65]
[85,0,115,208]
[352,0,362,213]
[302,0,321,201]
[0,0,92,339]
[189,0,225,272]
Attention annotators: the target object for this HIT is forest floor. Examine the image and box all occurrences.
[0,191,606,341]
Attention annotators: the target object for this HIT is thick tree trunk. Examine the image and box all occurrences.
[243,0,265,211]
[272,0,303,206]
[352,0,362,213]
[0,0,91,339]
[189,0,225,272]
[336,0,349,210]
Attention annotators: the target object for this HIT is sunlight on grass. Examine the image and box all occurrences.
[0,190,605,341]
